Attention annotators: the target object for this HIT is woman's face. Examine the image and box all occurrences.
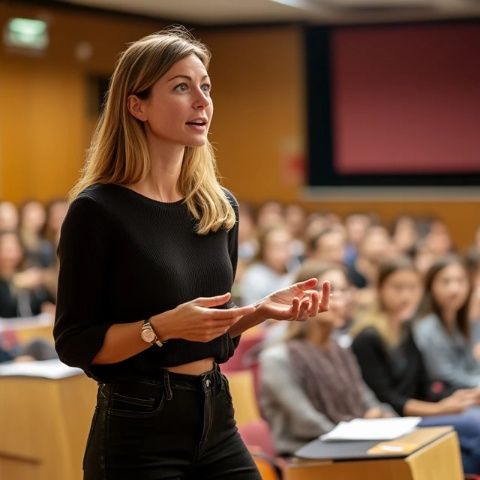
[380,268,422,320]
[431,263,470,314]
[262,229,291,272]
[0,234,23,272]
[22,202,46,232]
[131,54,213,148]
[314,269,352,328]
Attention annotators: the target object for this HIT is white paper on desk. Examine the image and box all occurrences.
[320,417,421,442]
[0,359,83,379]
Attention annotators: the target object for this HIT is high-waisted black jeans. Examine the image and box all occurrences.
[83,365,261,480]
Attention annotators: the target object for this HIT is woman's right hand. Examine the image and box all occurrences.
[437,389,478,414]
[150,293,256,343]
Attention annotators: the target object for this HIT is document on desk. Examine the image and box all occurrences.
[0,358,83,379]
[320,417,421,442]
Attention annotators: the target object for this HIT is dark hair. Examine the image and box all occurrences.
[308,227,338,255]
[421,255,471,339]
[377,256,418,290]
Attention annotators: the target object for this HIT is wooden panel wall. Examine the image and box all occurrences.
[0,2,163,202]
[0,5,478,247]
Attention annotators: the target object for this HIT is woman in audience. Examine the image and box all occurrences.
[44,198,68,245]
[19,200,55,268]
[259,261,393,457]
[351,257,480,474]
[240,224,295,306]
[0,231,53,318]
[0,201,19,231]
[413,255,480,389]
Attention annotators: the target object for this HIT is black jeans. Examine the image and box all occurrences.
[83,365,261,480]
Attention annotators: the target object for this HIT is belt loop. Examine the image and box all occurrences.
[163,370,173,401]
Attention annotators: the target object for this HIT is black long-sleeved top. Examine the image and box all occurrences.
[53,183,240,381]
[351,325,451,415]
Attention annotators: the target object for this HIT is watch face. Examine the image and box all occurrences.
[141,328,156,343]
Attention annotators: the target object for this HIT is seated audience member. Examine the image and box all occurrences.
[284,203,307,264]
[0,201,19,231]
[19,200,55,268]
[391,215,419,256]
[259,261,393,457]
[348,225,395,289]
[413,255,480,389]
[255,200,284,230]
[240,224,294,306]
[0,231,54,318]
[44,198,68,246]
[307,227,347,265]
[351,257,480,475]
[343,213,377,267]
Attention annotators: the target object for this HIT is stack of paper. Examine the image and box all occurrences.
[321,417,421,442]
[0,359,83,379]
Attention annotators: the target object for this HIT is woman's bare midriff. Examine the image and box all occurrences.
[167,357,215,375]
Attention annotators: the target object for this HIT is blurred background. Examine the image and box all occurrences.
[0,1,479,479]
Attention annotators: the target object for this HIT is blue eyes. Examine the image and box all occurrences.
[174,83,211,94]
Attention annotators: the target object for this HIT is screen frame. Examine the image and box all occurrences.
[305,21,480,189]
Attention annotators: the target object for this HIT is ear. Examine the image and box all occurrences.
[127,95,147,122]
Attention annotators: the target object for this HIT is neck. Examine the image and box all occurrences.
[307,323,333,348]
[442,310,457,331]
[132,138,185,202]
[0,267,14,280]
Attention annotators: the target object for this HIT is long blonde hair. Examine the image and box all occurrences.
[70,26,235,234]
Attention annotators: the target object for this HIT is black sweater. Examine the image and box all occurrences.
[53,184,240,381]
[351,325,450,415]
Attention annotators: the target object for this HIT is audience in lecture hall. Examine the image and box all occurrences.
[259,261,394,457]
[350,257,480,474]
[2,194,480,475]
[0,200,60,363]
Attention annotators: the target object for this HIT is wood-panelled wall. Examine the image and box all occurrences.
[0,4,478,247]
[0,2,163,201]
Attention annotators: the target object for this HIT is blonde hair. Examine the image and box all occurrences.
[70,26,235,234]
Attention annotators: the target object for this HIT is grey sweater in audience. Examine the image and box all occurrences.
[259,343,391,455]
[413,313,480,389]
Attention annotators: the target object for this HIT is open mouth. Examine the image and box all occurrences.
[186,119,207,127]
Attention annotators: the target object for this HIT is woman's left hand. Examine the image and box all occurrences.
[255,278,330,322]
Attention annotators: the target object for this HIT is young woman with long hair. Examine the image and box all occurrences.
[413,255,480,389]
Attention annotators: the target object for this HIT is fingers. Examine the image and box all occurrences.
[294,277,318,293]
[194,293,231,308]
[319,281,330,312]
[307,291,320,316]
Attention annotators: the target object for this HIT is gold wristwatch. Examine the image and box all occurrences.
[140,318,165,347]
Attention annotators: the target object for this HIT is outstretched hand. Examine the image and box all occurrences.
[255,278,330,322]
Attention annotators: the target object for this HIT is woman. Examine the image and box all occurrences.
[413,255,480,389]
[260,261,392,457]
[0,231,53,318]
[53,28,329,480]
[351,257,480,475]
[239,223,295,306]
[19,199,55,268]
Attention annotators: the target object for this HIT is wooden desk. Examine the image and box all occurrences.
[285,427,463,480]
[0,373,97,480]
